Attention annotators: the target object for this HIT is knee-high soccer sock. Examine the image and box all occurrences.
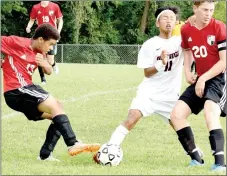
[52,114,78,147]
[52,60,56,67]
[39,123,61,160]
[108,125,129,146]
[209,129,225,166]
[177,126,203,163]
[38,66,46,82]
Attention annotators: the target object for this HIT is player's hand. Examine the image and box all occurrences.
[185,71,197,84]
[26,27,31,33]
[161,50,168,65]
[35,53,46,66]
[195,77,205,98]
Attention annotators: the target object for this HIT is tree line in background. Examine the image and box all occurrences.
[1,1,226,45]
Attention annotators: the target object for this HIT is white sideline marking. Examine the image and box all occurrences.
[1,87,136,120]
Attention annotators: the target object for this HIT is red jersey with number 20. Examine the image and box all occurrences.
[1,36,39,92]
[30,2,63,28]
[181,18,226,76]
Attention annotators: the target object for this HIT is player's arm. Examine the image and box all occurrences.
[137,41,167,78]
[26,6,37,33]
[200,50,226,82]
[1,36,14,56]
[26,18,35,33]
[183,49,197,84]
[199,23,226,82]
[55,4,63,34]
[144,50,167,77]
[35,53,53,75]
[57,17,63,34]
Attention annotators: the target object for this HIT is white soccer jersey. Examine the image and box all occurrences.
[137,36,183,101]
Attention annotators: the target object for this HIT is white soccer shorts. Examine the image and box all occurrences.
[129,94,177,123]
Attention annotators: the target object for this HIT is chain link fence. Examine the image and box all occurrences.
[55,44,142,64]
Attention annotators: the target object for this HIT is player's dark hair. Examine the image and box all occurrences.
[32,23,60,41]
[155,6,179,18]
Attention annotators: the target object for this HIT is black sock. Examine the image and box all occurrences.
[52,114,78,147]
[38,66,46,82]
[39,123,61,160]
[177,126,203,163]
[52,61,56,67]
[209,129,225,166]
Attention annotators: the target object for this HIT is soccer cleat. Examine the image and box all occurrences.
[93,152,100,164]
[68,142,101,156]
[37,153,60,162]
[41,81,46,85]
[189,159,204,166]
[211,164,226,172]
[53,65,59,74]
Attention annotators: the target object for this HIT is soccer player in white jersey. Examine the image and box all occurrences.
[93,6,185,163]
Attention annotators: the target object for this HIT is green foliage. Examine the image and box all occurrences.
[1,0,226,46]
[213,1,226,23]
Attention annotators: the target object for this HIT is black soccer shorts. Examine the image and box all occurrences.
[179,72,226,117]
[4,84,49,121]
[47,43,57,55]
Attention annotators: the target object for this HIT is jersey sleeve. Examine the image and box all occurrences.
[180,24,190,49]
[1,36,15,56]
[30,6,37,19]
[137,41,154,68]
[216,22,226,51]
[55,4,63,18]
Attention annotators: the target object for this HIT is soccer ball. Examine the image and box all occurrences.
[96,143,123,166]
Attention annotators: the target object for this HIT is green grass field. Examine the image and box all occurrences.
[1,64,226,175]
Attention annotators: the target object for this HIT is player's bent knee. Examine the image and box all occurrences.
[124,110,142,130]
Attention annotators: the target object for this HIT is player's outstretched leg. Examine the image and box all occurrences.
[204,100,226,172]
[38,96,101,156]
[171,101,204,166]
[93,109,142,163]
[38,122,61,161]
[51,114,101,156]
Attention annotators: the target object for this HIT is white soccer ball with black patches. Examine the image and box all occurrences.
[96,143,123,166]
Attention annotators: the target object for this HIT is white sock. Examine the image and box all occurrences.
[108,125,129,146]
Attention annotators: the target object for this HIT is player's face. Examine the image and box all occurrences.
[194,2,215,25]
[37,38,57,53]
[156,11,176,33]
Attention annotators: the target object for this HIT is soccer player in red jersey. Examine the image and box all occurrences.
[170,1,226,172]
[26,1,63,84]
[2,24,100,161]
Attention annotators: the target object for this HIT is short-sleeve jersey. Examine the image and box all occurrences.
[1,36,40,92]
[181,18,226,76]
[137,36,184,101]
[30,2,63,28]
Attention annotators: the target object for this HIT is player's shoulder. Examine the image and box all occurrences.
[181,22,191,32]
[50,2,60,8]
[32,3,41,9]
[211,18,226,28]
[8,36,31,47]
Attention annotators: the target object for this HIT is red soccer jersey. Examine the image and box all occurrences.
[30,2,63,28]
[181,18,226,76]
[1,36,40,92]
